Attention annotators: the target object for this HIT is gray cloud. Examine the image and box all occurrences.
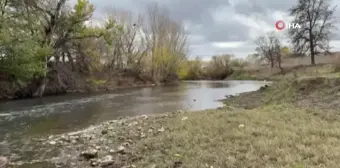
[87,0,340,58]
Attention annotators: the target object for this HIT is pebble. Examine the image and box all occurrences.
[80,149,98,159]
[90,159,98,166]
[142,115,148,119]
[158,127,165,132]
[101,130,108,135]
[49,141,57,145]
[117,146,125,154]
[100,155,114,167]
[238,124,245,128]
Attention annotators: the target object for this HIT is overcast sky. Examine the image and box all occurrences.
[81,0,340,60]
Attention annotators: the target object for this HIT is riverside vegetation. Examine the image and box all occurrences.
[2,0,340,167]
[7,63,340,168]
[0,0,240,101]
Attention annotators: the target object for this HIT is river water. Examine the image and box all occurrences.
[0,80,269,159]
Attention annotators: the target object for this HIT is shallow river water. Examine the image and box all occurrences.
[0,80,270,160]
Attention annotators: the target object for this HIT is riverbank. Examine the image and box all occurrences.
[5,64,340,168]
[0,73,168,101]
[227,63,337,81]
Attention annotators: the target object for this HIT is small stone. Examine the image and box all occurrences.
[148,129,153,133]
[149,164,156,168]
[122,142,130,147]
[109,149,115,154]
[49,141,57,145]
[177,110,184,113]
[137,127,142,131]
[181,116,188,121]
[140,133,146,138]
[101,130,108,135]
[238,124,245,128]
[126,139,133,144]
[60,135,71,143]
[108,126,114,131]
[158,127,165,132]
[173,161,183,168]
[131,165,137,168]
[48,135,54,139]
[90,159,98,166]
[117,136,125,140]
[95,146,101,150]
[142,115,148,119]
[117,146,125,154]
[100,155,114,167]
[73,136,80,141]
[80,149,98,159]
[118,121,125,126]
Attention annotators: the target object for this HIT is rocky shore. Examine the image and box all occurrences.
[7,111,185,168]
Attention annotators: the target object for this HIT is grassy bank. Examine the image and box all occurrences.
[7,64,340,168]
[228,63,340,81]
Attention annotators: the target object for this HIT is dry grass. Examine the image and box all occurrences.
[22,101,340,168]
[129,104,340,168]
[230,55,340,81]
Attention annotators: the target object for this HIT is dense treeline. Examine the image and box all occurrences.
[0,0,189,99]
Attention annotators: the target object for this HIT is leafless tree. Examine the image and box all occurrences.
[103,9,149,75]
[255,32,283,70]
[142,3,188,82]
[288,0,336,65]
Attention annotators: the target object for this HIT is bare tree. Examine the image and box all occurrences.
[103,10,148,74]
[255,32,283,70]
[288,0,336,65]
[142,3,188,82]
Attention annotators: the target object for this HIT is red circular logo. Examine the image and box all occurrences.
[275,20,286,30]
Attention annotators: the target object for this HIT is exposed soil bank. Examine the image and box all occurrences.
[0,72,162,101]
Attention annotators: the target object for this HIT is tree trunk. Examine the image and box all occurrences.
[33,56,48,97]
[270,60,274,68]
[309,29,315,65]
[310,51,315,65]
[33,77,47,97]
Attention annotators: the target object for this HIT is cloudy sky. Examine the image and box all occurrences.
[80,0,340,60]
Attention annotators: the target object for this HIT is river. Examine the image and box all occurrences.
[0,80,269,162]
